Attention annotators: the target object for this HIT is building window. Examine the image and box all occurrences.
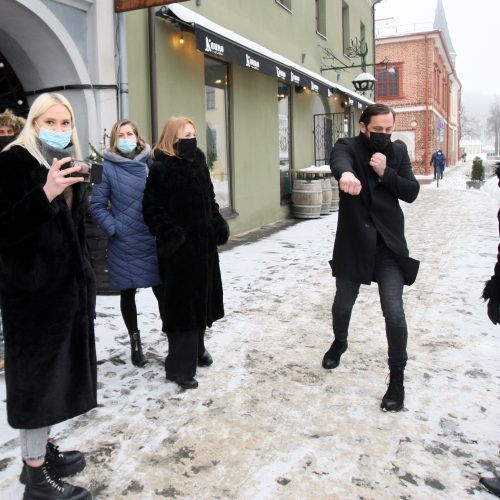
[205,87,215,110]
[376,67,400,98]
[315,0,326,36]
[275,0,292,12]
[204,56,231,211]
[278,84,292,199]
[342,2,350,54]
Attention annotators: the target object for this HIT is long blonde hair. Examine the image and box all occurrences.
[153,116,196,157]
[108,119,146,156]
[4,92,82,168]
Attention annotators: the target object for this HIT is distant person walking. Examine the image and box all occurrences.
[143,116,229,390]
[322,103,420,412]
[479,162,500,497]
[430,149,446,180]
[90,119,164,368]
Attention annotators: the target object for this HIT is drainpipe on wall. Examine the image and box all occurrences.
[117,12,129,119]
[446,71,452,164]
[424,34,430,175]
[371,0,383,99]
[148,7,158,143]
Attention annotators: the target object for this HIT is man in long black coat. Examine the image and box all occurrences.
[322,103,420,412]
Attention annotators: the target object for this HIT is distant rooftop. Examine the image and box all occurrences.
[376,0,455,56]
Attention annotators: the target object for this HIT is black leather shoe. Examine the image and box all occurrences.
[20,442,86,484]
[198,350,213,367]
[480,476,500,497]
[322,340,348,369]
[166,375,198,389]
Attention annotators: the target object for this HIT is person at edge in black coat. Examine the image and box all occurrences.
[143,116,229,390]
[0,108,26,375]
[322,103,420,412]
[479,163,500,497]
[0,93,95,500]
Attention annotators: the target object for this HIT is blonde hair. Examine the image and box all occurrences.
[0,109,26,135]
[153,116,196,157]
[108,119,146,156]
[4,92,82,168]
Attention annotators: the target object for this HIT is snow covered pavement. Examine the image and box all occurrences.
[1,164,499,499]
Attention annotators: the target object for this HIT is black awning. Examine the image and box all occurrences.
[194,26,330,96]
[157,4,373,107]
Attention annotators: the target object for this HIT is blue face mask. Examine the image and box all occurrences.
[117,138,137,154]
[38,127,72,150]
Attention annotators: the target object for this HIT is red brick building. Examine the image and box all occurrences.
[375,17,461,175]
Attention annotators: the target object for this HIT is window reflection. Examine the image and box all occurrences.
[204,57,231,210]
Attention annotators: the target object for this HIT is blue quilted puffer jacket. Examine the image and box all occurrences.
[90,145,161,291]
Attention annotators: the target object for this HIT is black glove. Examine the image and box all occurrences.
[487,298,500,324]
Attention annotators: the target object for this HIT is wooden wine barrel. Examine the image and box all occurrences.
[291,179,322,219]
[320,178,332,215]
[330,178,339,212]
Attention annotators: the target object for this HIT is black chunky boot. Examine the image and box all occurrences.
[129,331,146,367]
[23,462,91,500]
[381,370,405,412]
[322,340,348,369]
[20,442,86,484]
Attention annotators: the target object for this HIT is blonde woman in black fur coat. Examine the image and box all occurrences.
[0,93,95,500]
[143,116,229,390]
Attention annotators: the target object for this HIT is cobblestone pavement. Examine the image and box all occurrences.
[0,164,499,499]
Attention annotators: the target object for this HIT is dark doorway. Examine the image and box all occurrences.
[0,52,28,116]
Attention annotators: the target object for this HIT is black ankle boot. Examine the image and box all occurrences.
[322,340,348,369]
[23,462,91,499]
[20,442,86,484]
[381,370,405,412]
[129,331,146,367]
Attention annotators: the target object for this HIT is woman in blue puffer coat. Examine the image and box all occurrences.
[91,119,164,367]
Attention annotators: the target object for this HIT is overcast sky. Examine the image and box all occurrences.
[375,0,500,95]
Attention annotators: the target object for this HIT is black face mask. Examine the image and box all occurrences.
[365,132,392,153]
[0,135,15,151]
[176,137,197,163]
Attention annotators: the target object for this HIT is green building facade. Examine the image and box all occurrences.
[125,0,376,235]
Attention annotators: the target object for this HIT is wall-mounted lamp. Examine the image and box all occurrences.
[179,31,184,44]
[352,72,376,93]
[295,85,305,94]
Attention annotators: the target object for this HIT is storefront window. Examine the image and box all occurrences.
[278,84,292,199]
[204,56,231,210]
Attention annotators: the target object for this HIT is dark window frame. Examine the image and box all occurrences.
[376,64,402,99]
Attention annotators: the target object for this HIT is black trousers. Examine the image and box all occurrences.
[332,242,408,371]
[165,329,206,378]
[120,285,165,333]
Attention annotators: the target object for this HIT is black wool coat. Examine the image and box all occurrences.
[0,146,97,429]
[142,149,229,333]
[330,135,420,286]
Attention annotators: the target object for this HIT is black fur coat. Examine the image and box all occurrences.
[0,146,97,429]
[143,149,228,333]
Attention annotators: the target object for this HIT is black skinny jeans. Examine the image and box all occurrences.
[332,242,408,371]
[120,286,164,333]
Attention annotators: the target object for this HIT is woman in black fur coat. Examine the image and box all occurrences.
[0,93,95,500]
[143,116,229,390]
[479,162,500,497]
